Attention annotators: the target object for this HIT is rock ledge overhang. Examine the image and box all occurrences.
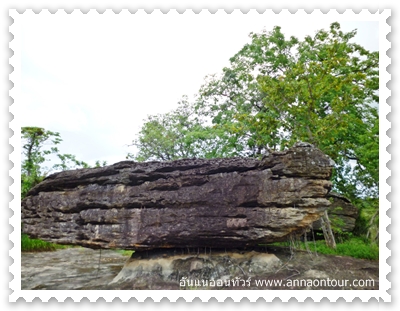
[22,142,334,251]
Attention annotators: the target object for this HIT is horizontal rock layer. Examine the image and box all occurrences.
[22,142,334,250]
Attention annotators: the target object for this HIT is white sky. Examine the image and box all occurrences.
[19,11,379,167]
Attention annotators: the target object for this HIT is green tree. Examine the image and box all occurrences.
[131,23,379,241]
[21,127,61,197]
[21,126,89,197]
[197,22,378,200]
[128,97,239,161]
[131,22,378,205]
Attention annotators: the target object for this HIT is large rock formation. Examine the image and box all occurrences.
[22,142,334,251]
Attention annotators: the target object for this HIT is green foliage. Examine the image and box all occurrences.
[95,160,108,167]
[329,213,346,234]
[197,22,378,200]
[128,97,239,161]
[21,126,89,198]
[353,198,379,243]
[21,234,67,252]
[308,237,379,260]
[273,236,378,260]
[130,23,379,242]
[21,127,61,198]
[131,23,378,201]
[53,154,90,171]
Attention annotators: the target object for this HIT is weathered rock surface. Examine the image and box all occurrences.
[111,247,282,289]
[109,246,378,290]
[22,142,334,251]
[312,192,359,232]
[21,248,128,290]
[21,246,379,290]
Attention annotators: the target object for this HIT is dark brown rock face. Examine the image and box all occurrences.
[22,142,334,251]
[313,192,359,233]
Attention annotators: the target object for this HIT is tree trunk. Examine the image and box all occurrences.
[320,210,337,249]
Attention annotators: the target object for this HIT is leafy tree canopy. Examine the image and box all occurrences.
[128,97,239,161]
[130,22,379,202]
[21,127,89,197]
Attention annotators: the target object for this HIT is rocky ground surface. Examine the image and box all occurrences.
[21,248,128,290]
[21,246,378,290]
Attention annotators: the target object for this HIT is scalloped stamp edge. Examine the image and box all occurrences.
[9,8,391,302]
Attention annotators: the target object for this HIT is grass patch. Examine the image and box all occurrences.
[305,238,378,260]
[115,250,135,257]
[21,234,68,252]
[270,237,379,260]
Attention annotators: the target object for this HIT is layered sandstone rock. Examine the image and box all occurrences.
[22,142,334,251]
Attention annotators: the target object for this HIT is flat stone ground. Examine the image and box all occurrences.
[21,248,129,290]
[21,247,379,290]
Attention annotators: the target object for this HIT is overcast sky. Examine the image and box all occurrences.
[19,11,379,168]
